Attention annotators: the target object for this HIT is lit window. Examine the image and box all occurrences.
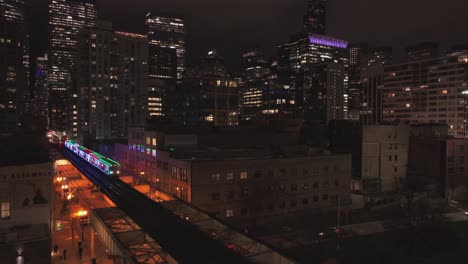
[1,202,10,219]
[146,137,151,144]
[152,138,157,146]
[240,172,248,180]
[226,172,234,181]
[226,209,234,218]
[211,173,220,181]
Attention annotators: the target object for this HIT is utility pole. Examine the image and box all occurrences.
[337,195,341,250]
[337,194,341,228]
[81,220,84,241]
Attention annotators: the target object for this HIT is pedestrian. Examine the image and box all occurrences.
[53,244,58,254]
[78,247,83,260]
[62,249,67,260]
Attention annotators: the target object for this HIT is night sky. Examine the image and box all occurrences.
[30,0,468,72]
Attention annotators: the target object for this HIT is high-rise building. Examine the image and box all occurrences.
[348,43,369,117]
[278,34,349,121]
[146,15,185,80]
[145,15,185,119]
[261,69,298,118]
[0,0,29,135]
[300,62,346,122]
[447,44,468,55]
[74,21,148,141]
[349,43,368,67]
[277,34,348,71]
[406,42,439,62]
[187,51,240,127]
[31,54,49,124]
[383,52,468,138]
[365,46,393,69]
[240,48,271,120]
[360,66,384,125]
[48,0,97,133]
[303,0,326,35]
[241,48,270,83]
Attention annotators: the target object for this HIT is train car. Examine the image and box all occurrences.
[64,140,120,176]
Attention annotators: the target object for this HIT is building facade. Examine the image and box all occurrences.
[348,43,369,117]
[360,66,384,125]
[364,46,392,69]
[116,126,352,220]
[186,51,240,127]
[145,15,184,119]
[406,42,439,62]
[48,0,97,133]
[31,55,49,126]
[303,0,326,35]
[330,121,409,194]
[383,52,468,137]
[300,62,346,122]
[0,0,29,135]
[277,34,348,72]
[0,138,53,263]
[408,124,468,199]
[146,15,185,81]
[75,21,148,141]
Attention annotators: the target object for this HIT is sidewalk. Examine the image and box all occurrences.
[52,171,114,264]
[51,214,113,264]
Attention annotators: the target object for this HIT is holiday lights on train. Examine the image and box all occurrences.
[64,140,120,176]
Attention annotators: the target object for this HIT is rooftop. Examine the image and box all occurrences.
[0,136,51,167]
[168,146,338,162]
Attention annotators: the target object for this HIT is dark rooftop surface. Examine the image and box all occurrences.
[0,136,51,166]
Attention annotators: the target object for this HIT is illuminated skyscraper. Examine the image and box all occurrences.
[187,51,240,127]
[301,62,347,122]
[75,21,148,141]
[145,15,185,118]
[0,0,29,135]
[406,42,439,62]
[348,43,369,117]
[278,34,349,120]
[48,0,97,133]
[145,14,185,81]
[31,54,49,124]
[303,0,326,35]
[277,34,348,71]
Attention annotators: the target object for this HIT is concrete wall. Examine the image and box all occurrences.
[362,124,409,193]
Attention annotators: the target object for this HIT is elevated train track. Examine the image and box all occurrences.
[62,148,252,264]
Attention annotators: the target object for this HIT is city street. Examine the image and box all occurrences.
[52,162,114,264]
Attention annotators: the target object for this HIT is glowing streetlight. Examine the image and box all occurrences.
[76,210,88,217]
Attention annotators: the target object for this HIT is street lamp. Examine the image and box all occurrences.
[75,210,88,241]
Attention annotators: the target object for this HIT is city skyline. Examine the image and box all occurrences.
[2,1,468,263]
[29,0,468,71]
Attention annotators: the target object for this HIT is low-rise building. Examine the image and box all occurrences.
[330,121,409,194]
[408,124,468,199]
[115,123,352,220]
[0,137,53,263]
